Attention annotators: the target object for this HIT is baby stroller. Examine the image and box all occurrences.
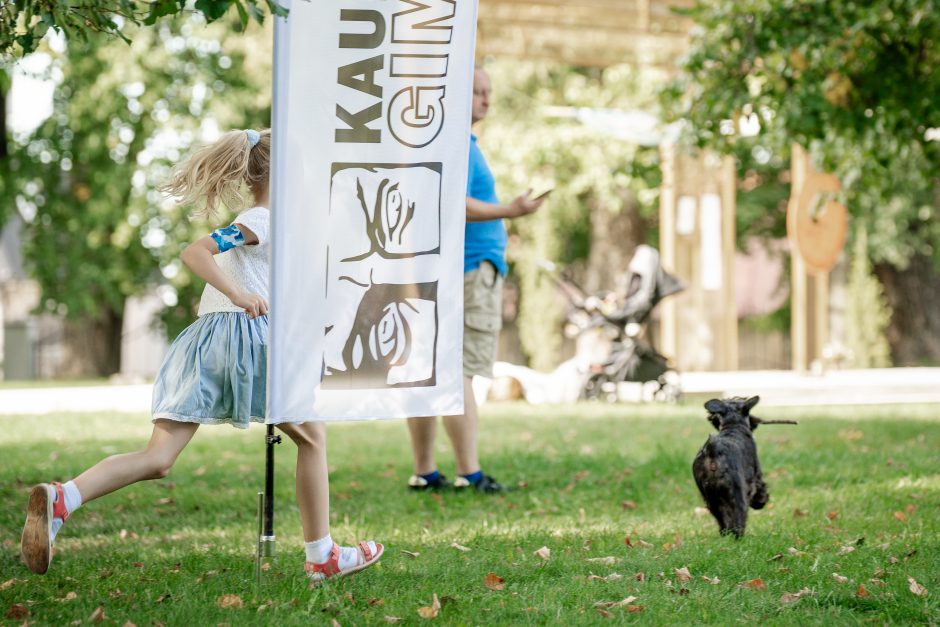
[547,246,684,403]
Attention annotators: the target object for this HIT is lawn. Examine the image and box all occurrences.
[1,402,938,625]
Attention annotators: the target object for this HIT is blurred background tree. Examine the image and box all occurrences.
[480,60,663,370]
[2,17,270,375]
[1,0,282,57]
[663,0,940,365]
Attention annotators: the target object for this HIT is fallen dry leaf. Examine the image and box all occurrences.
[827,511,839,521]
[694,507,709,517]
[832,573,849,584]
[788,547,806,557]
[4,605,28,620]
[217,594,244,609]
[594,596,638,609]
[0,578,15,591]
[156,593,171,604]
[855,585,869,598]
[638,540,653,549]
[59,591,78,602]
[122,622,137,627]
[838,545,856,556]
[793,508,807,518]
[904,503,917,514]
[907,577,928,597]
[369,598,385,606]
[894,511,908,522]
[384,617,403,623]
[401,550,420,558]
[769,553,783,561]
[675,567,692,583]
[889,556,900,565]
[634,572,646,582]
[417,593,441,619]
[534,546,551,560]
[585,556,618,566]
[701,576,720,585]
[483,573,505,591]
[744,578,766,591]
[256,600,273,612]
[626,605,645,613]
[331,620,341,627]
[780,587,814,605]
[450,542,471,552]
[89,607,106,623]
[596,608,613,618]
[621,500,637,510]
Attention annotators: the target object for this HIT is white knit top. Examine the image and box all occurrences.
[197,206,270,316]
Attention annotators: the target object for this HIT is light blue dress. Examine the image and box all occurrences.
[151,207,270,430]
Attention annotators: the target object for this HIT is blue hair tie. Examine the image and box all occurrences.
[245,129,260,147]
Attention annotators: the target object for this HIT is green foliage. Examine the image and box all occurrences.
[481,61,663,369]
[1,402,938,623]
[3,17,270,355]
[1,0,286,58]
[846,228,892,368]
[664,0,940,268]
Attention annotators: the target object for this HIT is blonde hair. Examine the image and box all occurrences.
[160,129,271,218]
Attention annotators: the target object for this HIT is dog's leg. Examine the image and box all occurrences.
[729,486,748,538]
[750,478,769,510]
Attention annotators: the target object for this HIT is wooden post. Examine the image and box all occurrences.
[788,144,844,372]
[659,143,678,361]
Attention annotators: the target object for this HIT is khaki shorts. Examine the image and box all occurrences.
[463,261,503,378]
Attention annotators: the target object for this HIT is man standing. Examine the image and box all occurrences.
[406,66,546,492]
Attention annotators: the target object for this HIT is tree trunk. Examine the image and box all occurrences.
[874,255,940,365]
[61,305,124,377]
[583,190,647,294]
[0,79,7,159]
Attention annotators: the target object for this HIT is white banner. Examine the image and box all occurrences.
[268,0,478,421]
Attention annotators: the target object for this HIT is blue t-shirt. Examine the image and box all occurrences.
[464,135,508,275]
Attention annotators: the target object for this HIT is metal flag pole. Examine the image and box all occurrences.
[255,424,281,587]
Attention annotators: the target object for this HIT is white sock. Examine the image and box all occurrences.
[305,535,378,569]
[305,534,334,564]
[335,541,377,569]
[63,481,83,513]
[50,481,83,541]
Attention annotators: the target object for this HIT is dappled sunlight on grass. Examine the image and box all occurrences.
[2,403,938,624]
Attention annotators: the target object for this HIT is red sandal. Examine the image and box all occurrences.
[21,482,69,575]
[305,541,384,584]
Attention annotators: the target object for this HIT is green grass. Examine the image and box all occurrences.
[2,402,938,625]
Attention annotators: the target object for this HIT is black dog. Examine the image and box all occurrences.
[692,396,769,538]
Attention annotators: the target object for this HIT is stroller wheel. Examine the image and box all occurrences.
[580,373,607,401]
[654,373,682,403]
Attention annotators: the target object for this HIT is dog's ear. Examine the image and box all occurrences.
[704,399,725,414]
[705,399,724,430]
[743,396,760,412]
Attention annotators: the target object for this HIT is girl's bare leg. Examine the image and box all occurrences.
[277,421,329,541]
[73,420,200,502]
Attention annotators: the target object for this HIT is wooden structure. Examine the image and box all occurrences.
[477,0,695,68]
[659,146,738,371]
[787,144,848,371]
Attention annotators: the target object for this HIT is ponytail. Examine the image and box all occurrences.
[160,129,271,218]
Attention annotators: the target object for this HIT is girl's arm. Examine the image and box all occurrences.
[180,224,268,318]
[466,193,544,222]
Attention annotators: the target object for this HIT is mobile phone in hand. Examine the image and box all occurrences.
[532,185,554,200]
